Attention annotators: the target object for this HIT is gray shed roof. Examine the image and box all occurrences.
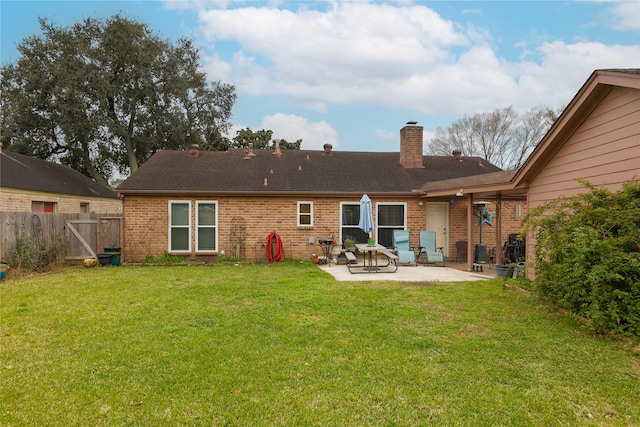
[1,150,118,199]
[117,148,502,196]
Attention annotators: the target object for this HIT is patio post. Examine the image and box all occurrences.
[495,194,502,266]
[466,193,474,271]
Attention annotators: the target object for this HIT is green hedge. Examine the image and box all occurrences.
[524,180,640,336]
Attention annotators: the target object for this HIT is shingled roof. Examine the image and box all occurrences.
[117,147,502,196]
[1,150,118,199]
[421,170,518,193]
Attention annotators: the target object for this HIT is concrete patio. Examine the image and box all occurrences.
[318,261,496,282]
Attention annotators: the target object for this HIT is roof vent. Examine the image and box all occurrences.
[244,142,256,159]
[323,143,333,155]
[452,150,462,162]
[188,144,199,157]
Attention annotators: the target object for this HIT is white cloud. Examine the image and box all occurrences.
[374,128,396,140]
[260,113,338,150]
[604,1,640,31]
[510,41,640,108]
[197,2,469,102]
[194,1,639,144]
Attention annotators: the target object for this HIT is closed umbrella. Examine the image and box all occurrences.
[358,194,374,244]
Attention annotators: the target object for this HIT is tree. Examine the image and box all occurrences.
[427,105,559,170]
[231,128,302,150]
[0,15,236,186]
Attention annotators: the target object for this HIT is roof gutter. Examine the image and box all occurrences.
[421,182,527,199]
[117,189,422,198]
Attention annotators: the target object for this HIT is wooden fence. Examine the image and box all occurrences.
[0,212,122,262]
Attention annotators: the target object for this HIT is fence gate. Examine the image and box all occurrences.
[65,219,98,260]
[65,216,122,261]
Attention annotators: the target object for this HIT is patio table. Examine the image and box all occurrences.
[353,243,395,273]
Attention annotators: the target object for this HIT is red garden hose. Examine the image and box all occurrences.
[266,232,285,262]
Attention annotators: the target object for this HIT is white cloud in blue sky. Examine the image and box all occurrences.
[2,0,639,152]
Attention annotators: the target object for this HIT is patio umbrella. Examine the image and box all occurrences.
[357,194,374,236]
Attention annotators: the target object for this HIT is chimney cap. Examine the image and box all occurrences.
[406,121,418,125]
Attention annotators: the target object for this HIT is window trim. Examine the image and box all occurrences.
[196,201,218,253]
[168,200,192,253]
[297,201,314,227]
[376,202,407,248]
[31,201,57,213]
[340,201,372,244]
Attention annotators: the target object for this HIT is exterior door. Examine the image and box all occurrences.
[425,203,448,256]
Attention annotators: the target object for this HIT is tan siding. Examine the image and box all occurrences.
[529,87,640,210]
[526,85,640,279]
[576,89,639,133]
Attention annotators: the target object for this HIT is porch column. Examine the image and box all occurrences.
[495,195,503,265]
[467,194,474,271]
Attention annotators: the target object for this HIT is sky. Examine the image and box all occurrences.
[1,0,639,153]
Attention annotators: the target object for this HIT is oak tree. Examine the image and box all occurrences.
[1,15,236,186]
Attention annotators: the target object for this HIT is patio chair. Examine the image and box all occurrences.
[417,230,445,266]
[455,240,468,262]
[488,246,496,268]
[392,230,417,266]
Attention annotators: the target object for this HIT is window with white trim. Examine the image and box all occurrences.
[377,202,406,248]
[169,201,191,252]
[196,201,217,252]
[297,201,313,227]
[340,202,369,245]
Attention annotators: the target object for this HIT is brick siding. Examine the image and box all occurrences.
[0,190,122,214]
[122,195,525,263]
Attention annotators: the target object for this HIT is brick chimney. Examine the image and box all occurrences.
[400,122,424,168]
[188,144,199,157]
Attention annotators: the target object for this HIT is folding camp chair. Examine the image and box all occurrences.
[392,230,417,266]
[417,230,445,266]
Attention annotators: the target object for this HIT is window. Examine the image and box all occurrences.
[297,201,313,227]
[196,202,217,252]
[80,202,90,213]
[31,201,56,212]
[169,201,191,252]
[340,203,369,245]
[377,203,406,248]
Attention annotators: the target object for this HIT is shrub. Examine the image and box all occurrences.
[523,180,640,336]
[144,252,186,264]
[7,232,67,275]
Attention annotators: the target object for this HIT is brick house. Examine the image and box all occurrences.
[0,147,122,214]
[420,69,640,274]
[117,123,522,262]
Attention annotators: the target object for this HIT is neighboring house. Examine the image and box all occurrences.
[117,124,523,262]
[0,147,122,214]
[421,69,640,274]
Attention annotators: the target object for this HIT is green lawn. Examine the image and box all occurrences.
[1,262,639,426]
